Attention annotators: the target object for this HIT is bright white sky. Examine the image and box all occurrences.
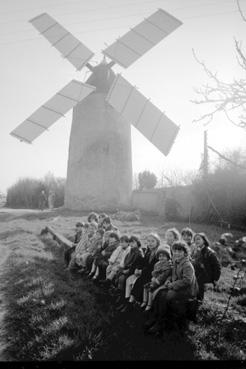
[0,0,246,193]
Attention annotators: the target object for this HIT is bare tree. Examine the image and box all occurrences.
[157,169,197,188]
[191,1,246,129]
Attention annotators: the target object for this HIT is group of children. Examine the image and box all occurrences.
[64,212,221,335]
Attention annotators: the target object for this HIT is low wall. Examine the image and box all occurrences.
[131,186,194,219]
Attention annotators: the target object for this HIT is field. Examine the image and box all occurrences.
[0,207,245,361]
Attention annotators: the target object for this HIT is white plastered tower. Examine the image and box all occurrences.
[65,63,132,210]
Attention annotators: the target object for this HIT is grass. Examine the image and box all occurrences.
[0,208,245,360]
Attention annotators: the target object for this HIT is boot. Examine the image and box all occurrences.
[119,302,133,313]
[115,293,124,305]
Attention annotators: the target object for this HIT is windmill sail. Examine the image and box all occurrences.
[10,80,96,143]
[102,8,182,68]
[106,75,179,156]
[30,13,94,70]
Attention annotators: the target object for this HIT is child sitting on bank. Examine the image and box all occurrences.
[101,235,130,287]
[68,222,97,271]
[141,245,172,311]
[165,228,181,254]
[101,216,118,232]
[92,232,120,281]
[64,221,84,268]
[181,227,194,247]
[88,230,111,278]
[76,228,105,274]
[115,235,144,311]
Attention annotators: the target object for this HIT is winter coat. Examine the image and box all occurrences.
[122,247,144,276]
[167,256,198,297]
[191,246,221,284]
[94,241,119,266]
[152,259,172,285]
[74,231,89,258]
[74,230,82,244]
[130,248,158,302]
[108,245,129,267]
[140,248,159,283]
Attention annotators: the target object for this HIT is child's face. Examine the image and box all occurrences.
[103,233,110,242]
[158,253,168,262]
[98,215,105,225]
[95,231,102,239]
[173,248,185,261]
[120,240,129,249]
[147,236,158,250]
[129,240,138,249]
[102,221,110,229]
[194,235,204,248]
[108,236,117,245]
[165,231,175,246]
[88,224,97,236]
[182,233,192,244]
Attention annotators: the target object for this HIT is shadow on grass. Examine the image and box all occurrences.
[1,234,112,361]
[0,230,198,361]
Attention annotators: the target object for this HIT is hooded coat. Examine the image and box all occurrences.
[168,256,198,297]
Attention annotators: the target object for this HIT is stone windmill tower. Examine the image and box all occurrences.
[10,9,182,211]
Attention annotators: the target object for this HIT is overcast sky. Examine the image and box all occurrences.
[0,0,246,193]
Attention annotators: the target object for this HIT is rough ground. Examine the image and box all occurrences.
[0,207,245,361]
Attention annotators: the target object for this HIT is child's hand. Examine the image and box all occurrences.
[164,280,171,288]
[166,282,173,289]
[123,269,129,274]
[102,250,105,256]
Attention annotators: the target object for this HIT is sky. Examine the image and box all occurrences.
[0,0,246,193]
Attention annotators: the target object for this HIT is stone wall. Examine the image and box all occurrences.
[131,186,194,219]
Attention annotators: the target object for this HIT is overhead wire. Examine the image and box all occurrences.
[0,0,235,27]
[0,0,234,39]
[0,7,240,46]
[0,0,227,18]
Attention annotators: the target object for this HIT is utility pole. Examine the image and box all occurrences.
[203,130,209,179]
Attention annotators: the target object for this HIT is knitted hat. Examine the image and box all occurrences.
[156,245,171,259]
[76,222,84,227]
[194,232,210,247]
[172,241,190,256]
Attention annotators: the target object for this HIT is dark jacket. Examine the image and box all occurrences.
[192,246,221,284]
[123,248,143,275]
[140,248,159,283]
[95,241,119,265]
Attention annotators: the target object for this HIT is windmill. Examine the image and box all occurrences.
[10,9,182,211]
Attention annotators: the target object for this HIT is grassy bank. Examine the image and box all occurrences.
[0,210,245,360]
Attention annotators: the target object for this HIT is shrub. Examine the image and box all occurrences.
[138,170,157,190]
[6,173,65,209]
[191,150,246,227]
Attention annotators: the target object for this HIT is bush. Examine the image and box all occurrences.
[191,150,246,227]
[138,171,157,190]
[6,173,65,209]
